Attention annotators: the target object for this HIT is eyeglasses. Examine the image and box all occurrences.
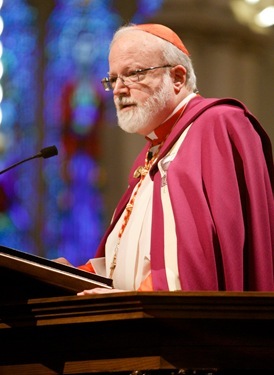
[101,65,173,91]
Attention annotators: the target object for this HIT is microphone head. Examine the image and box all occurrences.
[40,145,58,159]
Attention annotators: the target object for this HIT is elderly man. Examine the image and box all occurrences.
[60,23,274,293]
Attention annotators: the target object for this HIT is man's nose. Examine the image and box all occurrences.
[113,76,129,94]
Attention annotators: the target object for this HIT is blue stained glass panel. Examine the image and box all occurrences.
[0,0,163,266]
[0,0,39,253]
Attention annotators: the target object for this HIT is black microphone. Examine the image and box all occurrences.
[0,145,58,175]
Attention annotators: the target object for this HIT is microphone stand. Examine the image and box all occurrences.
[0,146,58,175]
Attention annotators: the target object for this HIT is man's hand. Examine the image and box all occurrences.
[77,287,125,296]
[53,257,73,266]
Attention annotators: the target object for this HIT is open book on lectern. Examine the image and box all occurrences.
[0,245,113,298]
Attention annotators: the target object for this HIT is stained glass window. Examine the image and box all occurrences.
[0,0,39,253]
[1,0,163,265]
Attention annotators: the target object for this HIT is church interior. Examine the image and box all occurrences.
[0,0,273,264]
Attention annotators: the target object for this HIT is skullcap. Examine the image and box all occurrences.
[133,23,190,56]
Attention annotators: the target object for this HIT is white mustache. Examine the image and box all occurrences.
[115,97,138,109]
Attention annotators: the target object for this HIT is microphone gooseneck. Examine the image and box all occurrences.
[0,145,59,175]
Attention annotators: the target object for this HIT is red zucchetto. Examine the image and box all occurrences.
[133,23,190,56]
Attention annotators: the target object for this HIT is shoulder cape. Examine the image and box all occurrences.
[96,96,274,291]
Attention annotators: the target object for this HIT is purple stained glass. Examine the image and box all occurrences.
[0,0,39,253]
[1,0,163,265]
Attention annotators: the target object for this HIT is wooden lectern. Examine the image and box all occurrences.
[1,245,274,374]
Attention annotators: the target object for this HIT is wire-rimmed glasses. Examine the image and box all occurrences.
[101,65,173,91]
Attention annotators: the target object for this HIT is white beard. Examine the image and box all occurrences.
[115,74,173,134]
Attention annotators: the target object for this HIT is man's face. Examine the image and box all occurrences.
[108,31,176,136]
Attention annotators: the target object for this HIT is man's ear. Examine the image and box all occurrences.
[172,65,187,92]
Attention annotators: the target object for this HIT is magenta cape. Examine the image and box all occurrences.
[96,96,274,291]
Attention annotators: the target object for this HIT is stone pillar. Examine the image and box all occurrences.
[149,0,274,141]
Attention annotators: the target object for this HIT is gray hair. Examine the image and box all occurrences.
[110,24,198,92]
